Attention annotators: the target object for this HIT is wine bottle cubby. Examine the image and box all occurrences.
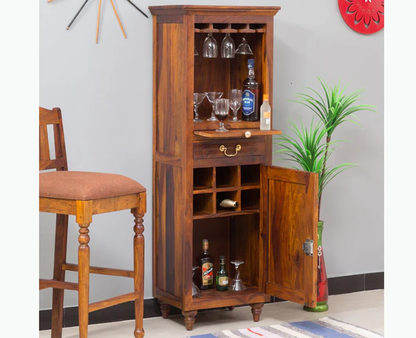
[193,165,261,218]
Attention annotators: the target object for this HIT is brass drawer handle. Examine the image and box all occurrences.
[219,144,242,157]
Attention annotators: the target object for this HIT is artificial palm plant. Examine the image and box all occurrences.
[274,77,376,312]
[274,119,355,219]
[276,77,376,219]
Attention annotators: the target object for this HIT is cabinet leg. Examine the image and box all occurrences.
[158,300,171,319]
[228,306,235,311]
[250,303,264,322]
[182,310,198,331]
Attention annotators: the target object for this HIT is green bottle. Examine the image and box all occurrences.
[216,255,229,291]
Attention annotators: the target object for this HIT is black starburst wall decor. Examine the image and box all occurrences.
[48,0,148,43]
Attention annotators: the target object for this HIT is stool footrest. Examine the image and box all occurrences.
[89,291,141,313]
[63,263,134,278]
[39,279,78,291]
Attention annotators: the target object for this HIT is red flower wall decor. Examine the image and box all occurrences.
[338,0,384,34]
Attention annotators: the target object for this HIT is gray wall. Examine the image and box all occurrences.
[40,0,383,310]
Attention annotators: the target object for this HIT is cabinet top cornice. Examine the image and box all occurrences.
[148,5,281,16]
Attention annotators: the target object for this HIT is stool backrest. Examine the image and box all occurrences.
[39,107,68,171]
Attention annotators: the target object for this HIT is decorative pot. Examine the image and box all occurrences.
[303,220,329,312]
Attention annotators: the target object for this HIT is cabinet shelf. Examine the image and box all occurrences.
[193,208,259,220]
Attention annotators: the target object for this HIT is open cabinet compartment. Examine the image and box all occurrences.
[194,27,265,127]
[192,214,260,301]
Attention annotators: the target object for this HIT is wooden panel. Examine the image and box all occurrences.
[39,197,77,215]
[154,163,184,298]
[39,107,68,171]
[259,165,318,307]
[39,108,60,125]
[91,194,140,215]
[194,155,265,169]
[194,138,265,160]
[156,23,187,157]
[39,125,50,161]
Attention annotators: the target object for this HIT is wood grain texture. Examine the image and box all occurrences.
[39,107,68,171]
[259,165,318,307]
[51,214,68,338]
[150,6,322,331]
[194,129,281,139]
[39,279,78,291]
[194,138,266,160]
[89,292,140,313]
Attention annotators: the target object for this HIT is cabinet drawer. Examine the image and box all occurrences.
[194,138,266,167]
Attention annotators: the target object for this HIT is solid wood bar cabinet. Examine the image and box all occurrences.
[149,5,319,330]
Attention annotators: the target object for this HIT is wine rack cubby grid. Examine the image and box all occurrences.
[193,164,261,219]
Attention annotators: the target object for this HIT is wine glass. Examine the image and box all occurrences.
[229,89,242,122]
[230,260,246,291]
[203,33,218,58]
[205,92,223,121]
[214,98,229,132]
[235,37,253,55]
[192,266,201,298]
[193,93,206,123]
[221,33,235,58]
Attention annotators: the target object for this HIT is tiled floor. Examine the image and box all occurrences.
[39,290,384,337]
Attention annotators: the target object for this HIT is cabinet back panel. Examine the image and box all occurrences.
[193,218,231,275]
[230,214,259,288]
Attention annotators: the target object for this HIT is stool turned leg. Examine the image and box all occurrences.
[182,310,198,331]
[78,222,90,338]
[51,214,68,338]
[250,303,264,322]
[132,208,145,338]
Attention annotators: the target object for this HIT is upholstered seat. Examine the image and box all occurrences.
[40,171,146,201]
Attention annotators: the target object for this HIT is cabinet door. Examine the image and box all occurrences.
[259,165,318,307]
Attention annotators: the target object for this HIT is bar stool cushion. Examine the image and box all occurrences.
[40,171,146,201]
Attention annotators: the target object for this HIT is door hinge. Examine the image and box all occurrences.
[302,239,314,256]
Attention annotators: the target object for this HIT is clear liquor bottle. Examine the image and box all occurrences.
[260,94,271,130]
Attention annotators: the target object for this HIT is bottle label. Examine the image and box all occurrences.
[202,262,213,286]
[242,90,255,116]
[218,276,228,286]
[264,111,271,118]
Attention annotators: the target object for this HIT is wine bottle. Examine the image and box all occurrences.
[242,59,259,121]
[216,255,229,291]
[260,94,271,130]
[197,239,214,290]
[219,199,239,208]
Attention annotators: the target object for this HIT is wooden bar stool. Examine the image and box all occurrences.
[39,107,146,338]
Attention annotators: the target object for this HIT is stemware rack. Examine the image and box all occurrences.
[195,23,266,33]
